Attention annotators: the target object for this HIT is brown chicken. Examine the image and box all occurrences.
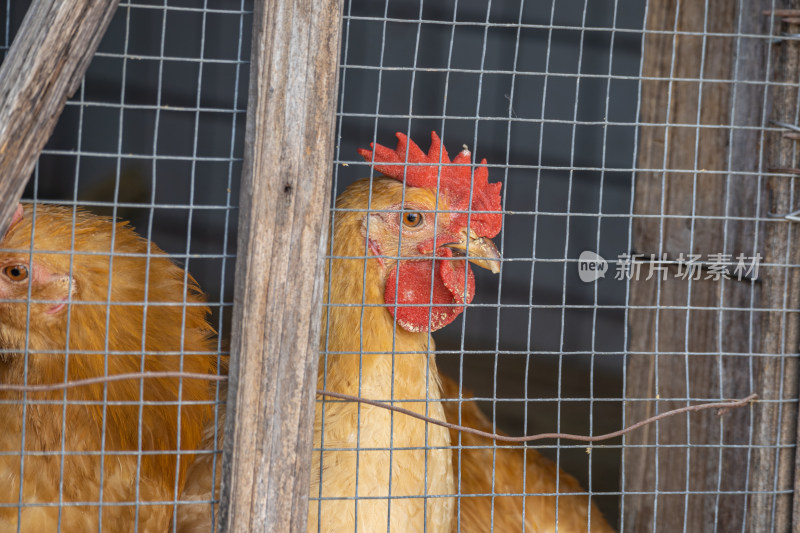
[176,132,612,532]
[440,376,614,532]
[176,132,503,532]
[309,148,503,531]
[0,203,219,531]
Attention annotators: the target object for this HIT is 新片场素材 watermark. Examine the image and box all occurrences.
[578,251,762,282]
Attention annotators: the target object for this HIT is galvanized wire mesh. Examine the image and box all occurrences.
[0,1,249,531]
[0,0,798,531]
[326,1,640,530]
[325,0,796,532]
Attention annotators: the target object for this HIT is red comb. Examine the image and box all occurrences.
[358,131,503,238]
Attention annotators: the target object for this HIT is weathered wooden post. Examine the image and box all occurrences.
[219,0,344,531]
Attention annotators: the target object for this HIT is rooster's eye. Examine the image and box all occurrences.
[3,265,28,282]
[403,212,423,228]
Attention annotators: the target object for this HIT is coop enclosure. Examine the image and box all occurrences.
[0,0,799,531]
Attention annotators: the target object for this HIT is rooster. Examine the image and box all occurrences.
[0,204,219,531]
[310,131,504,533]
[175,132,503,533]
[177,132,612,533]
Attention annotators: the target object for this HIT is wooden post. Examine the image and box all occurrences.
[624,1,798,531]
[759,4,800,529]
[217,0,343,531]
[0,0,119,232]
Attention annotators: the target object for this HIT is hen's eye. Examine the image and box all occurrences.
[403,212,423,228]
[3,265,28,282]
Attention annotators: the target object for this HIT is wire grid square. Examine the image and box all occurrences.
[0,1,250,531]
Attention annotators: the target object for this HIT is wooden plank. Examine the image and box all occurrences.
[0,0,119,232]
[757,3,800,528]
[622,1,796,531]
[795,403,800,529]
[217,0,343,531]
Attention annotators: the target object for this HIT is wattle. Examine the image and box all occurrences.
[384,252,475,333]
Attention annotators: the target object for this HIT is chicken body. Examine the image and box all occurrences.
[439,376,614,533]
[176,132,515,532]
[176,178,613,532]
[175,179,466,533]
[310,178,460,532]
[0,204,218,532]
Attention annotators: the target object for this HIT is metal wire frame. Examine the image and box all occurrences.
[328,1,601,532]
[0,1,248,531]
[0,0,797,531]
[322,0,798,532]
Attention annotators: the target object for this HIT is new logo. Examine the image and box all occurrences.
[578,251,607,282]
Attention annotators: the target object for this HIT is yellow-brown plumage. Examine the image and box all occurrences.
[0,204,218,532]
[175,178,462,533]
[310,178,455,532]
[177,135,612,532]
[440,376,614,532]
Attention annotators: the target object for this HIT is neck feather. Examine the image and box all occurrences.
[320,215,440,399]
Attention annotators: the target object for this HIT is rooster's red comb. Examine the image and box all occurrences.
[358,131,503,238]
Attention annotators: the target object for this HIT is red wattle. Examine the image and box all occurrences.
[439,257,475,304]
[384,253,475,333]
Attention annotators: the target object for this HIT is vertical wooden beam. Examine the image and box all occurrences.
[623,1,798,531]
[758,4,800,529]
[623,2,756,528]
[218,0,343,531]
[0,0,119,233]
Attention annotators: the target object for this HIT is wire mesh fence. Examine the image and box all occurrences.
[0,1,248,531]
[328,0,640,530]
[327,0,797,531]
[0,0,798,531]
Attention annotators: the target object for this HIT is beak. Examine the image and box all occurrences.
[443,229,501,274]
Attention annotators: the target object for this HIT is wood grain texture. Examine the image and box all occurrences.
[624,1,798,531]
[0,0,119,234]
[217,0,343,531]
[759,5,800,530]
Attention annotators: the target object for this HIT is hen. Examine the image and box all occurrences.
[310,131,505,533]
[0,204,219,531]
[175,131,503,532]
[177,132,612,533]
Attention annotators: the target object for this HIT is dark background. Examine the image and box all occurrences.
[1,0,648,527]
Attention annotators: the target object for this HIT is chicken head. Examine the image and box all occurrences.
[358,132,503,332]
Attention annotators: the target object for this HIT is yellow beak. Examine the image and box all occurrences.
[443,229,501,274]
